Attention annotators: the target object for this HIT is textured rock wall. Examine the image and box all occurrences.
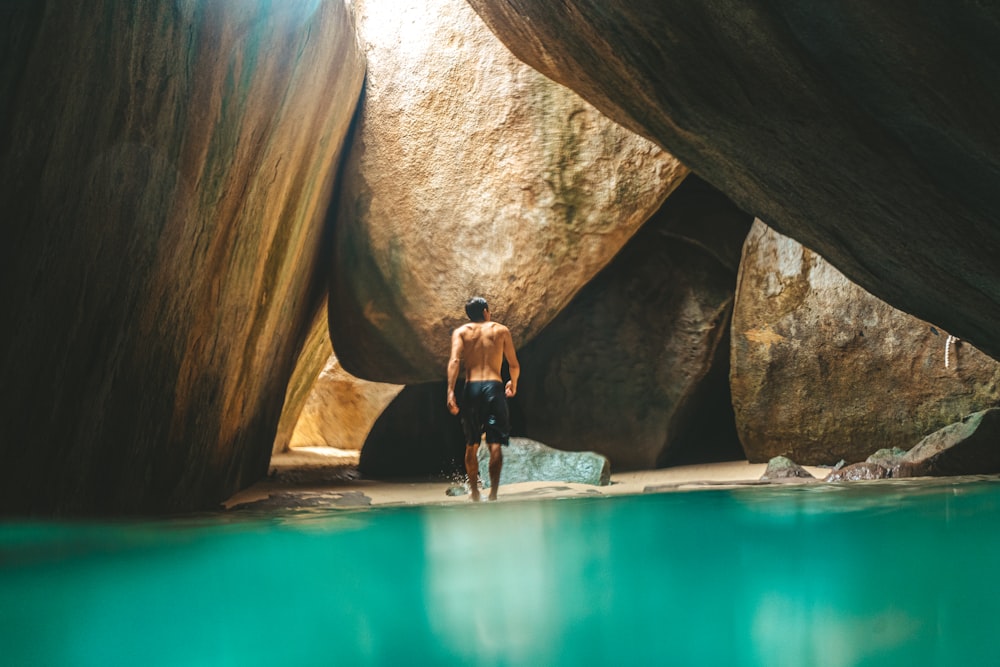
[466,0,1000,362]
[732,222,1000,465]
[357,177,751,475]
[329,0,685,384]
[0,1,364,514]
[517,176,752,469]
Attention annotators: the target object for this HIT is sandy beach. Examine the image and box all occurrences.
[223,447,830,511]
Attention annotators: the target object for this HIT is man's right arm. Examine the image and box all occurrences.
[447,328,463,415]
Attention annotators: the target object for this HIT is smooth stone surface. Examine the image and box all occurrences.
[732,222,1000,465]
[517,176,752,469]
[287,354,402,452]
[467,0,1000,361]
[0,1,364,514]
[329,0,685,384]
[476,437,611,488]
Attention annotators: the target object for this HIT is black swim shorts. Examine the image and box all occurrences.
[461,380,510,446]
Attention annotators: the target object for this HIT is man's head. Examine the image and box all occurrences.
[465,296,489,322]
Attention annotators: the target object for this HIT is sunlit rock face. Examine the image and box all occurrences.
[467,0,1000,361]
[272,304,402,456]
[329,0,686,384]
[286,353,402,452]
[517,176,753,469]
[0,1,364,514]
[732,222,1000,465]
[272,310,338,456]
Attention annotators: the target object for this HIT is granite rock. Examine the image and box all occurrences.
[477,437,611,488]
[760,456,815,481]
[866,448,909,471]
[329,0,685,384]
[825,463,890,482]
[0,1,364,514]
[466,0,1000,361]
[732,222,1000,465]
[517,176,752,469]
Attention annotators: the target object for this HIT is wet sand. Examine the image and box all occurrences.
[223,447,830,511]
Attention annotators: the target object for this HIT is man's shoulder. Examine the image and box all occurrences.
[453,321,508,335]
[453,322,477,339]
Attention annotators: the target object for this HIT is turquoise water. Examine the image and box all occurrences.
[2,479,1000,666]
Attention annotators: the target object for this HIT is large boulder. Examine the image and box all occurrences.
[466,0,1000,361]
[732,222,1000,465]
[0,1,364,514]
[517,176,752,469]
[329,0,685,384]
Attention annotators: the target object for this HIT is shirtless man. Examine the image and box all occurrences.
[447,297,520,501]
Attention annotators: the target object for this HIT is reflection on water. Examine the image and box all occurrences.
[424,504,559,664]
[751,595,921,667]
[1,478,999,665]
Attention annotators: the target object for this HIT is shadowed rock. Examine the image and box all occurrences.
[466,0,1000,361]
[895,409,1000,477]
[357,378,529,478]
[329,0,685,384]
[732,222,1000,466]
[0,1,364,514]
[359,382,470,478]
[477,438,611,488]
[517,176,752,469]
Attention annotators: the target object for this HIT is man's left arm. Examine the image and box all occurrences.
[503,328,520,398]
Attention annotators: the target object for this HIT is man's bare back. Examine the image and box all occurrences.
[454,321,509,382]
[446,298,520,501]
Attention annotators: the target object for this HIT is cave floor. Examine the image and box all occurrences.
[222,448,829,512]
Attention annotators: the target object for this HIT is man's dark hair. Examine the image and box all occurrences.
[465,296,489,322]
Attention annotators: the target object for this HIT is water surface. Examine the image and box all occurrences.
[2,478,999,666]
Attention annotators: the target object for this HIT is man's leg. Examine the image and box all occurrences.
[465,443,481,502]
[487,443,503,501]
